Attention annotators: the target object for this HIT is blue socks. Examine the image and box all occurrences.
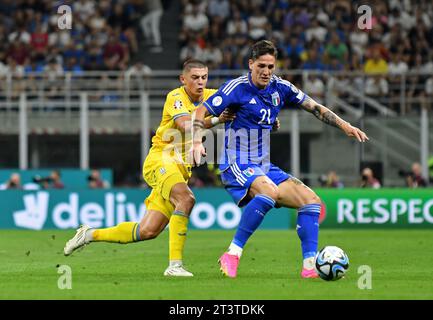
[296,203,321,259]
[232,194,275,248]
[230,198,320,261]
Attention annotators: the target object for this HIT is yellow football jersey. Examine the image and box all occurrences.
[148,86,216,168]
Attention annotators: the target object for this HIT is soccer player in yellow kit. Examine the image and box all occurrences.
[64,59,235,276]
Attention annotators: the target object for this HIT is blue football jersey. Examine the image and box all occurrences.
[204,72,307,171]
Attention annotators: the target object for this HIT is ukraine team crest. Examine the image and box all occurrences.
[271,92,280,106]
[173,100,183,109]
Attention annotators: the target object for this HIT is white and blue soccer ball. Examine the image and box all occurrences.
[314,246,349,281]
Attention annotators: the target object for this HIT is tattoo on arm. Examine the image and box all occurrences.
[321,110,339,128]
[290,177,304,186]
[302,97,346,129]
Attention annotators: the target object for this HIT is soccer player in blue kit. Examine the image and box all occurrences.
[192,40,368,278]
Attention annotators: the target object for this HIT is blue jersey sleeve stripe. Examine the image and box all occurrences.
[277,78,306,105]
[222,75,248,95]
[225,80,249,96]
[222,78,239,94]
[172,112,190,120]
[204,101,217,116]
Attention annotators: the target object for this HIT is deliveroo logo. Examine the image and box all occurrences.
[12,191,146,230]
[13,192,49,230]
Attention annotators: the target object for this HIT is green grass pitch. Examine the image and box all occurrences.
[1,229,432,299]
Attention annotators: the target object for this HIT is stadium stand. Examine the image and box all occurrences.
[180,0,433,114]
[0,0,432,187]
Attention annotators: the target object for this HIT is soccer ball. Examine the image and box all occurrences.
[314,246,349,281]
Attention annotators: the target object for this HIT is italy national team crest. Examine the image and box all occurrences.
[243,167,255,177]
[271,92,280,107]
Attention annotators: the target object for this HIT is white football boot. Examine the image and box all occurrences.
[64,225,91,256]
[163,264,194,277]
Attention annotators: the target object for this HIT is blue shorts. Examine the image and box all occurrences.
[220,163,292,207]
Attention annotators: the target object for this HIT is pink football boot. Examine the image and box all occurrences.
[219,253,240,278]
[301,268,320,278]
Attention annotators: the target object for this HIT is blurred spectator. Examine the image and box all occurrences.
[74,0,96,22]
[284,4,310,29]
[360,167,381,189]
[303,74,325,104]
[49,170,65,189]
[30,22,48,61]
[325,32,348,65]
[349,27,368,58]
[103,35,128,71]
[89,8,106,31]
[84,40,104,70]
[405,162,427,188]
[44,58,64,99]
[34,170,65,189]
[226,9,248,37]
[64,57,84,75]
[125,61,152,78]
[125,61,152,92]
[183,3,209,36]
[248,5,268,40]
[7,40,30,66]
[88,169,110,189]
[365,74,389,97]
[179,38,203,64]
[201,41,223,69]
[5,173,22,189]
[108,3,138,54]
[208,0,230,21]
[140,0,164,52]
[319,171,344,188]
[327,57,344,71]
[285,36,304,63]
[364,49,388,75]
[305,18,327,44]
[8,24,31,44]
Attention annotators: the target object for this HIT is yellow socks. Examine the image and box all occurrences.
[92,222,140,243]
[169,210,189,263]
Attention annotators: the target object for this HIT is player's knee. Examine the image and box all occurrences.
[139,226,160,240]
[262,187,279,202]
[303,193,321,206]
[181,193,195,214]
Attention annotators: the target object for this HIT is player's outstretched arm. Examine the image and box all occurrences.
[191,106,210,166]
[300,96,369,142]
[203,109,236,128]
[174,115,192,132]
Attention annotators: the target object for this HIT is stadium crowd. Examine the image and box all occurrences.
[0,0,143,74]
[0,0,431,188]
[179,0,433,114]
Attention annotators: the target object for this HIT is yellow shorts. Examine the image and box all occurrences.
[143,152,191,219]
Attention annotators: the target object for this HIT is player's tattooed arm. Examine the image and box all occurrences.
[300,96,369,142]
[300,96,349,129]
